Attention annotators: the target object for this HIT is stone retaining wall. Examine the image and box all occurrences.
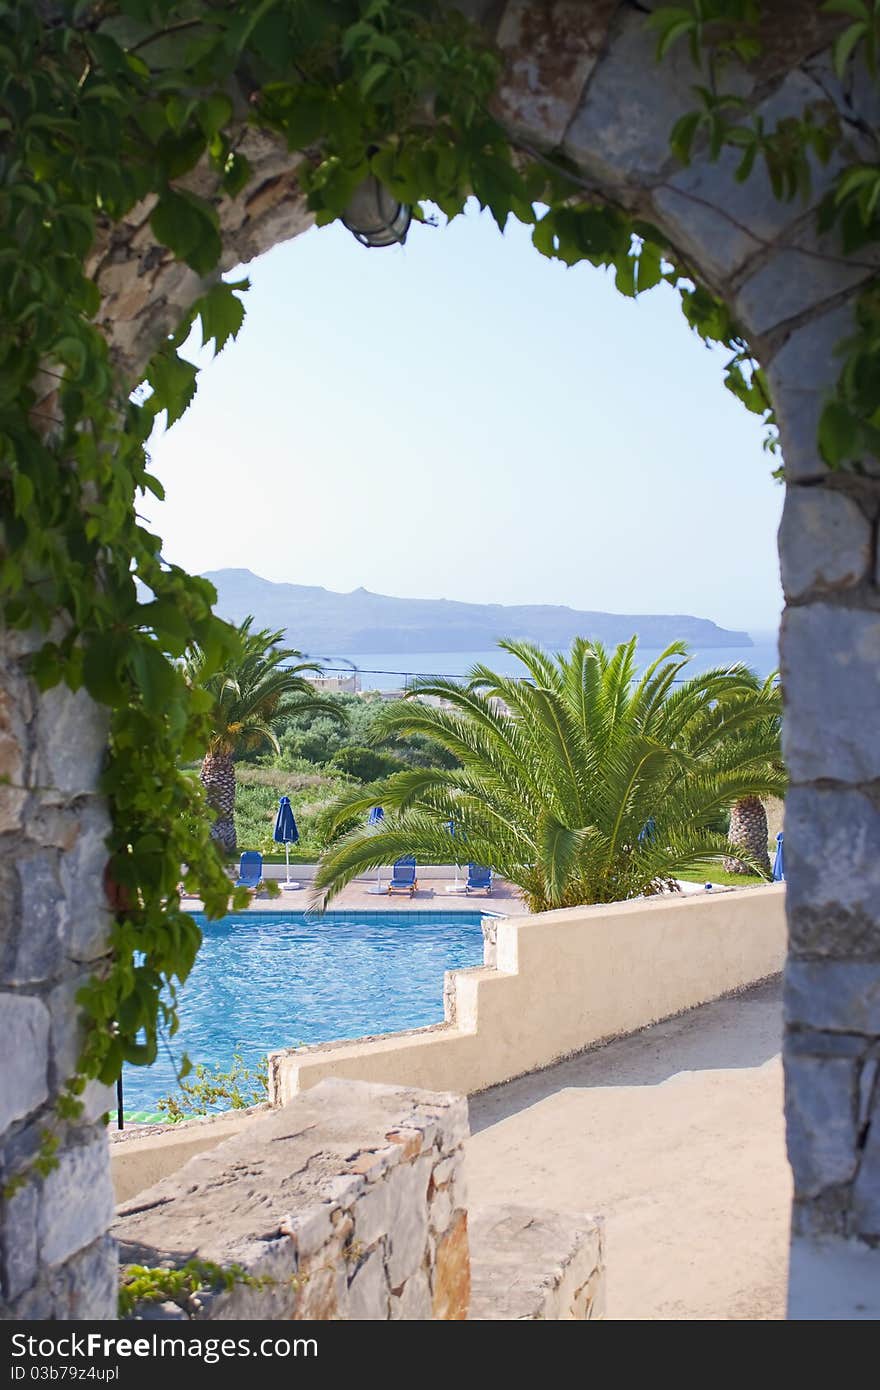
[113,1079,473,1320]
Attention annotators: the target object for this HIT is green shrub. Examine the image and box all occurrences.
[329,746,406,782]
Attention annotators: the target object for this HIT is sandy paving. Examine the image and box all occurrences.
[467,980,790,1320]
[184,874,530,914]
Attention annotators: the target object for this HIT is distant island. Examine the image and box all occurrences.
[202,569,753,656]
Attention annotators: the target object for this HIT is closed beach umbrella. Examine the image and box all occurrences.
[773,831,785,882]
[367,806,385,893]
[274,795,300,890]
[446,818,462,893]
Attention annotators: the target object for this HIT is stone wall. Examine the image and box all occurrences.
[114,1080,472,1320]
[113,1079,605,1321]
[776,354,880,1315]
[0,630,116,1318]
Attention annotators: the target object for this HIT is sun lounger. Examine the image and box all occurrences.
[235,851,263,891]
[388,855,418,896]
[465,863,492,894]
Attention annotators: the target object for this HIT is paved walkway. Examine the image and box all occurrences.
[467,979,790,1320]
[185,875,531,914]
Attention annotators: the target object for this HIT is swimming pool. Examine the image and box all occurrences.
[122,910,491,1115]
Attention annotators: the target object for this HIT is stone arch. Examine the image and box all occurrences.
[3,0,879,1319]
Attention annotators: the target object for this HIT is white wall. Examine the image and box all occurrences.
[269,885,787,1102]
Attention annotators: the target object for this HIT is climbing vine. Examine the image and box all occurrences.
[1,0,877,1188]
[118,1258,283,1318]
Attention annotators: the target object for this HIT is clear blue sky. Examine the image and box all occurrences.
[146,202,783,636]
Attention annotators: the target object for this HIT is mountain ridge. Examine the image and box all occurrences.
[201,568,753,656]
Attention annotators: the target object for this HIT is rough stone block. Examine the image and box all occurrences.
[35,684,109,797]
[779,488,872,600]
[347,1248,389,1320]
[852,1089,880,1236]
[564,5,719,189]
[8,1283,53,1320]
[493,0,616,144]
[352,1174,392,1250]
[765,303,853,482]
[295,1240,348,1321]
[0,678,28,833]
[47,971,115,1122]
[789,1232,880,1319]
[281,1204,334,1261]
[653,70,839,287]
[0,993,50,1131]
[784,788,880,957]
[432,1152,464,1188]
[39,1131,116,1267]
[7,852,67,984]
[49,1234,118,1321]
[431,1208,469,1321]
[1,1180,39,1301]
[735,237,873,340]
[468,1204,604,1320]
[62,800,112,963]
[785,1055,858,1197]
[390,1268,432,1319]
[385,1155,432,1289]
[781,605,880,783]
[429,1185,453,1237]
[785,960,880,1035]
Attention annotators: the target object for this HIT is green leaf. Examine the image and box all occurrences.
[150,190,221,274]
[669,110,701,165]
[832,21,868,77]
[818,400,859,465]
[636,242,663,293]
[145,348,199,426]
[196,281,248,354]
[822,0,869,19]
[83,633,130,706]
[222,151,252,198]
[196,94,233,138]
[129,641,180,706]
[360,62,390,96]
[656,17,696,61]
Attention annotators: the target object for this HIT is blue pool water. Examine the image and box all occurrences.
[122,910,488,1114]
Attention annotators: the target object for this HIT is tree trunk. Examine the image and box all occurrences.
[201,751,237,858]
[724,796,771,876]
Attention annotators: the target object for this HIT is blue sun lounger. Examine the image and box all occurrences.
[466,863,492,894]
[388,855,418,896]
[235,851,263,890]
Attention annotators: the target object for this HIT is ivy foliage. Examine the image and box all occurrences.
[118,1257,281,1319]
[651,0,880,467]
[0,0,876,1177]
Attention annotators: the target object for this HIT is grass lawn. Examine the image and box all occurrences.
[677,865,771,888]
[233,763,352,858]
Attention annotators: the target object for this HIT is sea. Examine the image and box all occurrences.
[320,635,781,693]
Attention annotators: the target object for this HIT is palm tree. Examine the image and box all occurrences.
[185,617,346,856]
[312,637,787,913]
[718,673,783,876]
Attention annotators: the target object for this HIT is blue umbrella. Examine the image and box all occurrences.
[274,795,300,889]
[367,806,385,893]
[772,831,784,882]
